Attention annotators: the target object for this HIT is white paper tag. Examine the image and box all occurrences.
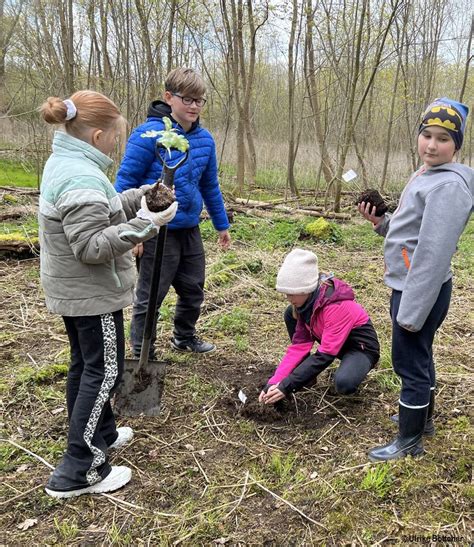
[238,390,247,404]
[342,169,358,182]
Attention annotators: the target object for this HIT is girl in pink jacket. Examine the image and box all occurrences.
[259,249,380,405]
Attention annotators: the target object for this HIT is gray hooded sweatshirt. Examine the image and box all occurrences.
[375,162,473,332]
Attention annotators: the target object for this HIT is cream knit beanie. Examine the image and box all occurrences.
[276,248,319,294]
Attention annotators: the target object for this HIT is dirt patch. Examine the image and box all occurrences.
[2,209,472,545]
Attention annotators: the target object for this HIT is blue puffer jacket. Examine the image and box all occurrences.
[115,101,229,232]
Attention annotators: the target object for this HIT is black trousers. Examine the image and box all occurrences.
[391,279,452,407]
[47,311,124,491]
[283,306,373,394]
[130,226,205,357]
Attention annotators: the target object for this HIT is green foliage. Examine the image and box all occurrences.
[202,216,306,249]
[185,374,219,403]
[0,216,39,238]
[107,522,133,545]
[206,307,250,336]
[361,464,393,498]
[373,347,400,392]
[304,218,343,243]
[17,362,68,385]
[452,218,474,283]
[269,451,298,483]
[54,517,79,542]
[0,445,26,472]
[238,420,254,434]
[0,159,38,188]
[453,456,471,483]
[206,251,263,288]
[234,334,249,351]
[450,415,470,433]
[141,117,189,154]
[217,216,306,249]
[340,222,384,251]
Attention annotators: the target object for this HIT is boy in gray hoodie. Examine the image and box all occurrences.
[358,97,472,462]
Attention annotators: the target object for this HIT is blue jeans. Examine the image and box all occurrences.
[130,226,205,357]
[390,279,452,407]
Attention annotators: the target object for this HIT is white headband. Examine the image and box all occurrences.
[63,99,77,121]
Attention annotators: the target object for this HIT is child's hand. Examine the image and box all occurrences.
[260,384,285,405]
[218,229,231,250]
[132,243,144,257]
[358,201,383,225]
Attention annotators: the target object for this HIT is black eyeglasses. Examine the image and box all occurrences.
[172,93,207,107]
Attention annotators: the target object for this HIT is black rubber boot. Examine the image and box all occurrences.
[368,404,428,462]
[390,390,435,436]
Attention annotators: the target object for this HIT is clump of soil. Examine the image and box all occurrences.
[132,369,152,394]
[240,397,289,421]
[355,188,388,216]
[145,183,175,212]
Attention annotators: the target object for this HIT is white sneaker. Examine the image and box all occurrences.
[110,427,134,449]
[45,466,132,498]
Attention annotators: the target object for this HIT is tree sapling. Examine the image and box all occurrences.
[141,117,190,212]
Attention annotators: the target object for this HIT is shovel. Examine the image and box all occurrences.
[114,144,189,416]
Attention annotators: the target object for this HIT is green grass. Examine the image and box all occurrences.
[205,306,251,336]
[0,159,38,188]
[361,464,393,498]
[16,362,68,385]
[0,216,39,238]
[202,215,337,250]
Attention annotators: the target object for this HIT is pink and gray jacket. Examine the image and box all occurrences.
[268,277,379,393]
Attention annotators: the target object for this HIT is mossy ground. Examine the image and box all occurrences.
[1,200,472,545]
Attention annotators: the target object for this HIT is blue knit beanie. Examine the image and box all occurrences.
[419,97,469,150]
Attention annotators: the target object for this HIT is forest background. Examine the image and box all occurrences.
[0,0,473,211]
[1,1,473,543]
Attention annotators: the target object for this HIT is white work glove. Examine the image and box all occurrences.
[136,197,178,227]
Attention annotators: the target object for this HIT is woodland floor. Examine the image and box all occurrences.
[0,189,472,546]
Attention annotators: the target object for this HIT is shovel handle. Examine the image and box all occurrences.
[138,142,187,367]
[156,143,189,188]
[139,225,167,368]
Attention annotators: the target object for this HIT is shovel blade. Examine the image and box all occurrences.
[114,358,166,416]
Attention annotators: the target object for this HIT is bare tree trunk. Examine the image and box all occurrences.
[380,55,402,191]
[135,0,159,99]
[304,0,334,185]
[221,0,245,192]
[287,0,299,197]
[99,0,112,82]
[459,14,473,102]
[0,0,25,112]
[333,0,368,213]
[58,0,74,94]
[167,0,177,73]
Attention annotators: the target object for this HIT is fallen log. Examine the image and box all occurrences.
[0,205,37,222]
[230,198,351,220]
[0,186,40,195]
[0,230,39,256]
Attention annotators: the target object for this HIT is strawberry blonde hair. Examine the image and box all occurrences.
[39,90,126,141]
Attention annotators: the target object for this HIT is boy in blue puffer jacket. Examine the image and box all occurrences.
[115,67,230,356]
